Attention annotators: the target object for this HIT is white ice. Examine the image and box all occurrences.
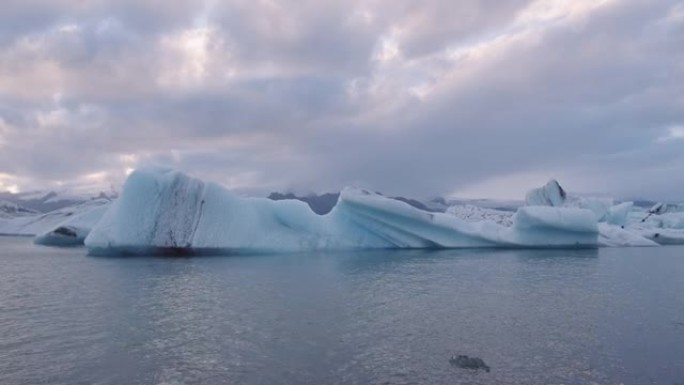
[33,203,110,246]
[449,179,682,247]
[8,169,678,252]
[0,199,110,240]
[525,179,566,207]
[84,169,602,254]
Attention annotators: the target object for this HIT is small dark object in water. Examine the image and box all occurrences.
[53,226,78,237]
[449,355,490,372]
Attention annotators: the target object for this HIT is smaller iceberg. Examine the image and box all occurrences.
[34,203,109,246]
[525,179,566,207]
[628,204,684,245]
[454,179,665,247]
[0,198,110,240]
[604,202,633,226]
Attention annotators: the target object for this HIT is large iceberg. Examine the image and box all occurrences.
[84,169,601,254]
[14,169,668,253]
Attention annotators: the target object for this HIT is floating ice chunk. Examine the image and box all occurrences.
[507,206,598,247]
[34,204,109,246]
[84,167,205,251]
[598,223,658,247]
[641,229,684,245]
[525,179,566,207]
[333,187,500,249]
[626,215,684,245]
[604,202,633,226]
[572,197,613,222]
[0,199,109,238]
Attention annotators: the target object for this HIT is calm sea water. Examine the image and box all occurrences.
[1,236,683,385]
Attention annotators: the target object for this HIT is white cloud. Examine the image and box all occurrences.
[0,0,683,200]
[373,31,402,63]
[0,118,8,146]
[515,0,618,27]
[0,173,21,194]
[657,125,684,142]
[157,26,229,88]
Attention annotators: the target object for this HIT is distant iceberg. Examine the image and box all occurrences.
[525,179,567,207]
[84,168,602,255]
[451,179,682,247]
[0,199,110,241]
[33,203,110,246]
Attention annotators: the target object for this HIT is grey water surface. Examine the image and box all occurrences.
[1,236,683,385]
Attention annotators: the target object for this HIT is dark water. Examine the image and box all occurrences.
[1,237,683,385]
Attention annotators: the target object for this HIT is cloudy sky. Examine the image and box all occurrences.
[0,0,683,200]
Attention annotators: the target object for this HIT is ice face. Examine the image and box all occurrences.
[604,202,633,226]
[509,206,598,246]
[525,179,566,207]
[85,169,603,255]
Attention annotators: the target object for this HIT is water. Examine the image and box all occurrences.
[1,237,683,385]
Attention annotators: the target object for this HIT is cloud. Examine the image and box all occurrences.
[657,126,684,142]
[0,0,683,201]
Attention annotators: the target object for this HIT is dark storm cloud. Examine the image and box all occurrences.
[0,0,683,200]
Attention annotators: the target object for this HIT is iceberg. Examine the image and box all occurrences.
[571,197,613,222]
[84,168,601,255]
[626,211,684,245]
[597,223,659,247]
[33,204,109,246]
[0,199,110,239]
[450,179,667,247]
[604,202,633,226]
[525,179,617,221]
[13,169,670,253]
[525,179,566,207]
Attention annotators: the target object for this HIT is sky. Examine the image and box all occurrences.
[0,0,683,200]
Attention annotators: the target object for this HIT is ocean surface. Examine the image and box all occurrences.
[1,236,683,385]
